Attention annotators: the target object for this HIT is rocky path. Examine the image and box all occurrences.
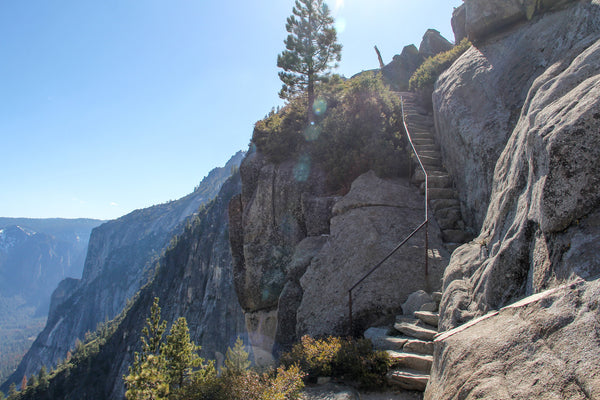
[365,291,442,393]
[396,92,472,252]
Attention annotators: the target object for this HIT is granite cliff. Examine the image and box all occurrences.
[10,173,246,399]
[426,0,600,398]
[1,152,244,392]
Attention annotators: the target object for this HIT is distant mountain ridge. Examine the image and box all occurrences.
[1,150,245,391]
[0,218,103,386]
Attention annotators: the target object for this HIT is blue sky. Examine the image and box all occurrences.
[0,0,461,220]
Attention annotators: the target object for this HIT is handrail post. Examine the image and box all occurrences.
[425,220,429,276]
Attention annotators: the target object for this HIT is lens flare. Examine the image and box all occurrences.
[303,123,321,141]
[312,98,327,117]
[294,154,311,182]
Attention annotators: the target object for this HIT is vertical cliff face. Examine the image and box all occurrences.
[10,174,246,399]
[433,0,600,329]
[230,149,450,362]
[103,174,247,399]
[426,1,600,397]
[2,152,244,391]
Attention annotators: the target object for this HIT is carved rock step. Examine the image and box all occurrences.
[429,198,461,213]
[386,369,429,392]
[413,143,438,152]
[420,156,442,168]
[414,311,439,327]
[416,149,440,159]
[412,138,435,146]
[404,338,434,355]
[420,174,453,189]
[386,350,433,372]
[394,321,437,341]
[410,132,434,140]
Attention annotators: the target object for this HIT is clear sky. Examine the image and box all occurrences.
[0,0,461,220]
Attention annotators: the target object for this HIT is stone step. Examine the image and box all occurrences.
[410,132,434,140]
[413,144,438,152]
[412,138,435,146]
[442,229,472,243]
[414,311,439,327]
[364,327,408,351]
[420,156,442,167]
[394,321,437,341]
[404,338,434,355]
[416,150,439,159]
[421,174,453,189]
[387,351,433,372]
[428,188,458,200]
[434,207,463,230]
[430,198,461,213]
[437,216,464,231]
[409,123,434,131]
[386,369,429,392]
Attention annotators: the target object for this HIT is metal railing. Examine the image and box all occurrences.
[348,95,429,334]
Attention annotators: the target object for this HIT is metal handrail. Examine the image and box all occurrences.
[348,95,429,335]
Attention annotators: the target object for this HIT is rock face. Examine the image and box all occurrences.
[381,30,453,91]
[102,174,247,399]
[418,29,453,60]
[428,1,600,398]
[231,161,450,360]
[8,173,247,399]
[2,151,244,391]
[0,219,102,314]
[427,279,600,399]
[456,0,577,42]
[433,1,600,231]
[229,150,329,362]
[297,172,448,337]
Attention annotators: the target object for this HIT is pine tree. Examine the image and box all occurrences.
[221,337,251,376]
[277,0,342,119]
[124,354,169,400]
[38,366,49,391]
[141,298,167,357]
[162,317,201,389]
[7,383,17,400]
[124,297,168,400]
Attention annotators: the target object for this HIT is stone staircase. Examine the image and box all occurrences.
[396,91,472,251]
[365,291,442,392]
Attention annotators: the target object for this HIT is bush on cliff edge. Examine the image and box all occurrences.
[252,72,409,192]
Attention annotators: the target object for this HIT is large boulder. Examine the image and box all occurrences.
[381,45,423,91]
[463,0,577,42]
[451,5,467,43]
[296,171,449,336]
[426,279,600,399]
[419,29,453,60]
[433,0,600,232]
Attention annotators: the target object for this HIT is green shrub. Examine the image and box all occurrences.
[253,73,409,192]
[409,38,472,92]
[281,335,391,390]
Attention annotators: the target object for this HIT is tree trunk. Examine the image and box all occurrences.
[308,70,315,124]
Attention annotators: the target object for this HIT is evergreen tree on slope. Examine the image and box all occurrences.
[277,0,342,120]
